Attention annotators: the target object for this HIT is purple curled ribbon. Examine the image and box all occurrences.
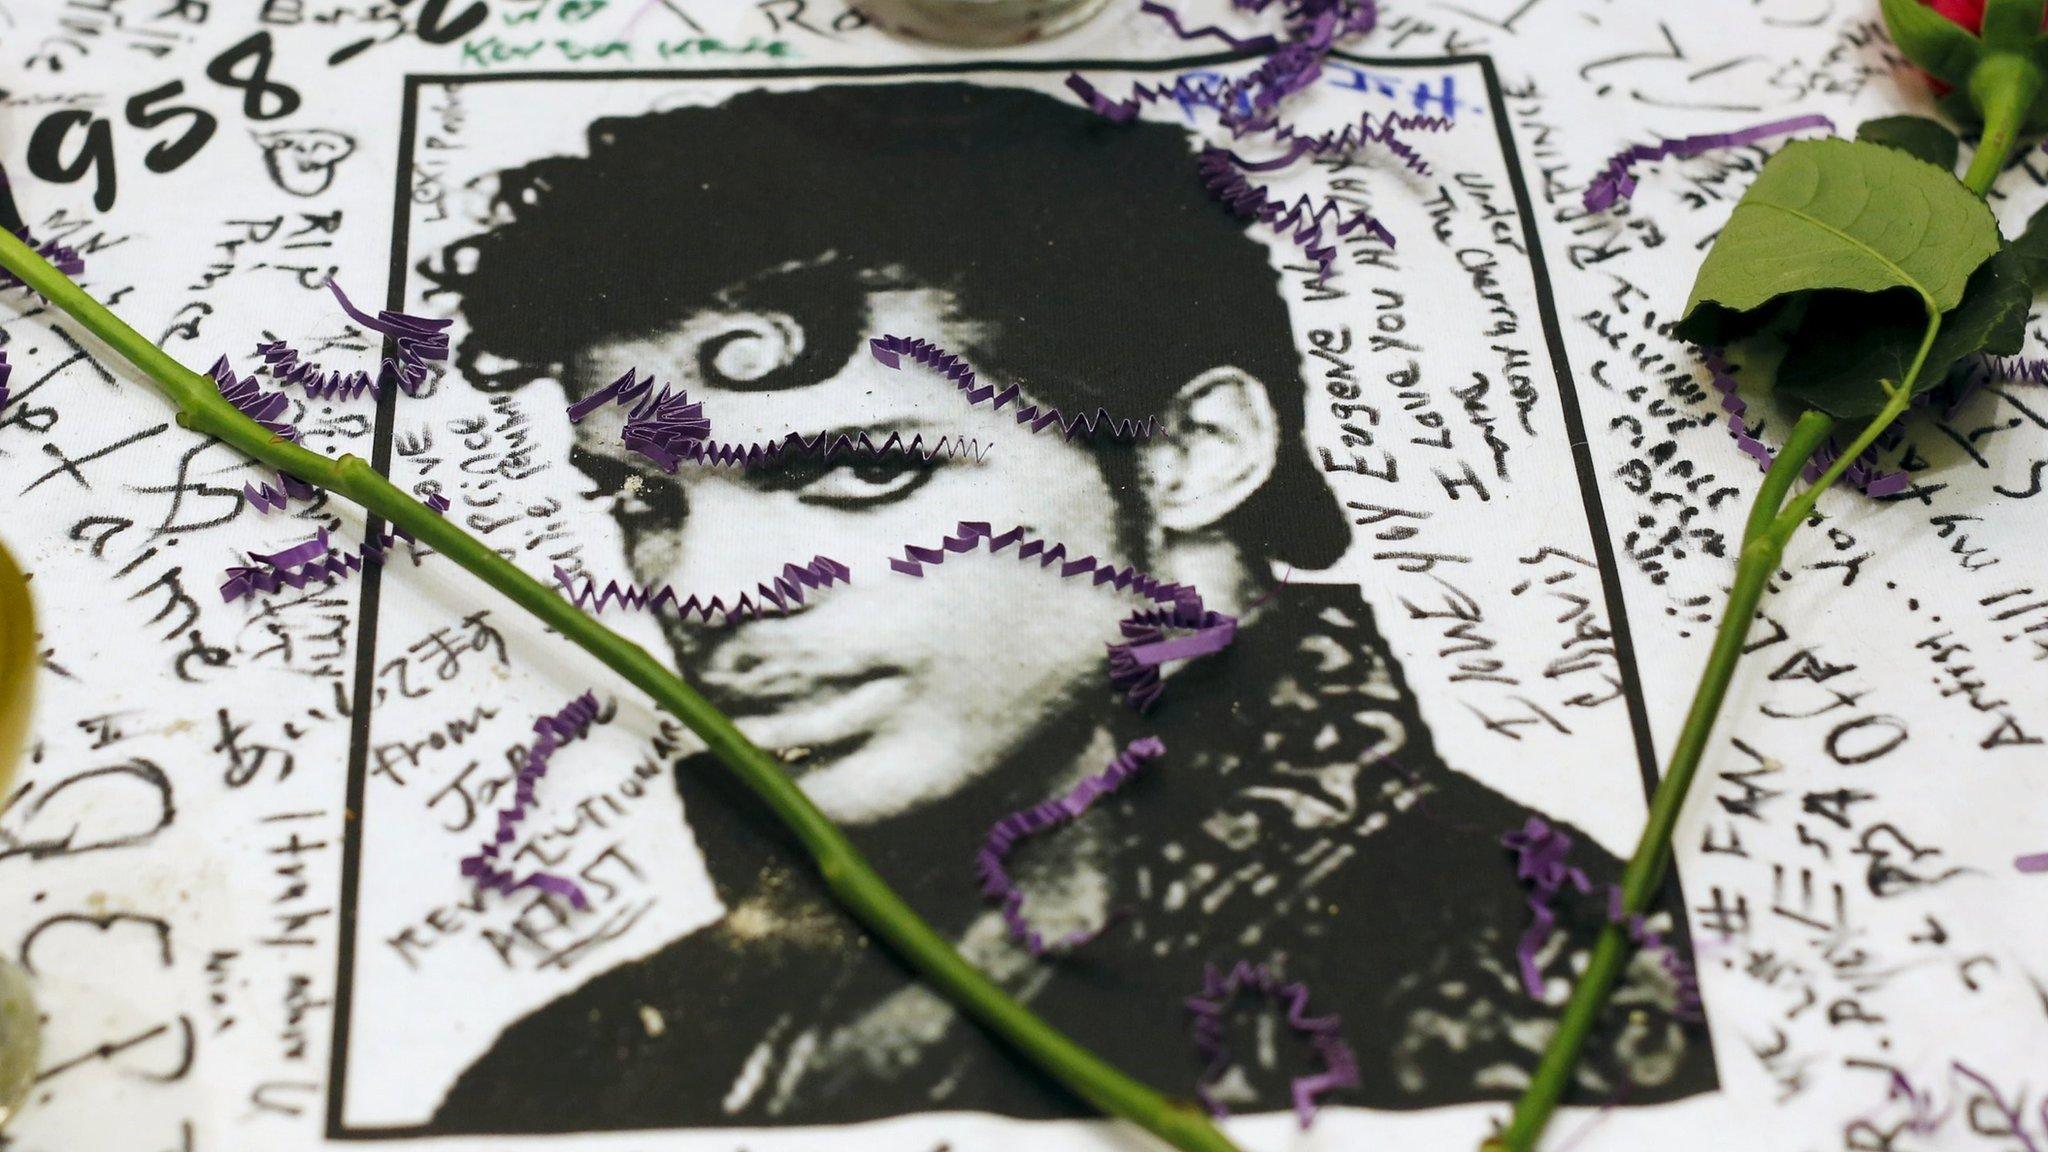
[255,278,449,400]
[1502,816,1703,1022]
[211,356,301,444]
[975,736,1166,956]
[886,521,1237,712]
[0,227,85,290]
[255,279,447,398]
[1583,114,1834,213]
[887,520,1190,600]
[566,369,713,470]
[569,369,993,472]
[1702,350,1908,497]
[243,472,318,514]
[1107,593,1239,713]
[1071,2,1402,288]
[869,335,1162,440]
[553,555,850,622]
[219,493,452,603]
[1196,147,1394,286]
[778,430,992,464]
[1976,353,2048,387]
[250,530,335,571]
[258,339,377,401]
[1064,73,1235,125]
[1137,0,1279,50]
[1075,1,1396,285]
[1186,960,1360,1127]
[461,691,608,911]
[630,430,992,472]
[1226,109,1451,177]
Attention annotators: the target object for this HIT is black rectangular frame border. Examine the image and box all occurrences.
[326,48,1702,1139]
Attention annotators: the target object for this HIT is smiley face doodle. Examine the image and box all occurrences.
[254,128,359,197]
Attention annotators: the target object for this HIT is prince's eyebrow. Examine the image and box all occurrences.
[735,417,972,481]
[571,411,975,482]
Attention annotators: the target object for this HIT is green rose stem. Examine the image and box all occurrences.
[0,227,1243,1152]
[1963,52,2042,195]
[1483,94,2023,1152]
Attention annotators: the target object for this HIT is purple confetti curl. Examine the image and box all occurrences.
[243,473,318,515]
[565,369,712,470]
[1240,0,1380,39]
[0,228,84,291]
[1228,109,1452,177]
[1073,0,1404,288]
[1196,147,1395,286]
[658,430,994,471]
[783,429,992,464]
[2018,852,2048,873]
[554,555,851,623]
[219,493,452,602]
[1138,0,1279,50]
[258,339,378,401]
[1583,114,1834,213]
[248,530,336,572]
[460,691,608,911]
[1702,350,1909,498]
[1216,40,1327,132]
[869,336,1163,440]
[1185,960,1360,1127]
[1212,1,1380,134]
[975,736,1167,956]
[1502,816,1704,1022]
[255,278,449,400]
[887,520,1192,604]
[0,347,11,415]
[1063,72,1235,124]
[887,521,1237,712]
[210,356,301,444]
[1975,353,2048,386]
[329,277,450,394]
[568,369,994,472]
[1078,0,1378,136]
[1084,0,1401,283]
[1107,593,1239,713]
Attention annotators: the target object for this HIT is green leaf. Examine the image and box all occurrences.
[1881,0,1985,87]
[1981,0,2046,50]
[2008,199,2048,290]
[1855,115,1961,171]
[1677,138,2000,348]
[1776,245,2030,417]
[0,541,31,807]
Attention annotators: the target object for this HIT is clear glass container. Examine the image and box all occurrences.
[855,0,1114,46]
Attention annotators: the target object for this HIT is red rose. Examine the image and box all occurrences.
[1926,0,2048,31]
[1914,0,2048,92]
[1883,0,2048,188]
[1930,0,1986,30]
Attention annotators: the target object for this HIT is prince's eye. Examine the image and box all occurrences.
[748,448,938,510]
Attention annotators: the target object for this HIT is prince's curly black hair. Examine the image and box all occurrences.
[423,80,1348,570]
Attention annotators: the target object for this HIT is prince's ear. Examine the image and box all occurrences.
[1140,366,1280,535]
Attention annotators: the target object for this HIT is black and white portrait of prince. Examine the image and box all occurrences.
[420,79,1713,1133]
